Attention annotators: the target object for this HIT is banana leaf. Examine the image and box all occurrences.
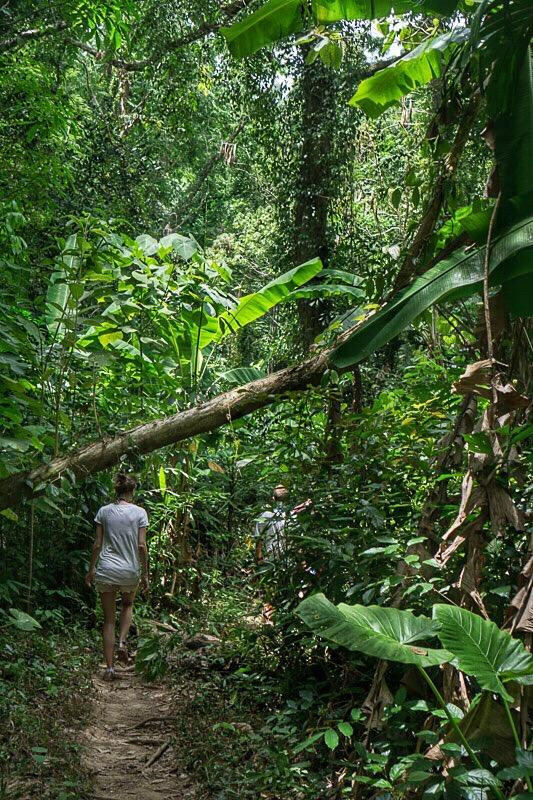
[468,1,533,129]
[312,0,458,23]
[297,592,452,667]
[45,233,79,338]
[433,605,533,701]
[502,272,533,319]
[349,28,469,118]
[221,0,459,59]
[193,257,323,349]
[220,0,309,59]
[330,216,533,369]
[492,47,533,228]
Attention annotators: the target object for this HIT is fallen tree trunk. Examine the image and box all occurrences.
[0,328,352,510]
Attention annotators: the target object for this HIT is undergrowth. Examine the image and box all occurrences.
[0,622,97,800]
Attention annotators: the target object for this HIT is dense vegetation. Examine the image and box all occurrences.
[0,1,532,798]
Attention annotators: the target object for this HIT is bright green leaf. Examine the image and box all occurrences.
[349,28,469,118]
[433,605,533,700]
[324,728,339,750]
[297,593,452,667]
[331,216,533,369]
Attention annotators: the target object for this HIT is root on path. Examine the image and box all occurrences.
[83,665,197,800]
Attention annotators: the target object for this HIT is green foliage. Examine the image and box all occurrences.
[1,3,532,798]
[200,257,323,347]
[0,624,96,798]
[7,607,42,631]
[222,0,460,58]
[313,0,459,21]
[298,596,533,696]
[493,47,533,217]
[221,0,311,59]
[433,605,533,700]
[350,28,469,117]
[298,595,532,794]
[331,216,533,368]
[297,593,452,666]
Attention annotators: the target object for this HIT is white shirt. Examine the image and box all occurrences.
[94,502,148,584]
[254,503,287,559]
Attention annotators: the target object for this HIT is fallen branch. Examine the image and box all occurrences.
[145,740,170,768]
[0,321,350,510]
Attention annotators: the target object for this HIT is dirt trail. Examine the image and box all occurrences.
[83,664,195,800]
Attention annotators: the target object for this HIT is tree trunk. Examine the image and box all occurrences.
[292,57,338,348]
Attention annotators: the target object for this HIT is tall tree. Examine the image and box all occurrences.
[291,56,338,348]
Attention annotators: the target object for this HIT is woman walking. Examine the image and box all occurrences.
[86,473,149,680]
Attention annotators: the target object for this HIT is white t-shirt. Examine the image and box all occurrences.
[94,502,148,584]
[254,504,287,559]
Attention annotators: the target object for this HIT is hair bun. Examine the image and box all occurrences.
[114,472,137,496]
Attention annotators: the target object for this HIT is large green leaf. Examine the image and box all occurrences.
[433,605,533,701]
[493,47,533,226]
[467,0,533,132]
[349,28,469,118]
[502,271,533,318]
[313,0,458,22]
[221,0,459,58]
[220,0,309,58]
[196,257,323,348]
[297,593,452,667]
[330,216,533,369]
[8,608,41,631]
[45,233,79,337]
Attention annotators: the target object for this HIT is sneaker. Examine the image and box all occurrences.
[103,666,116,681]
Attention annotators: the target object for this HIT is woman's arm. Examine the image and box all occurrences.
[138,526,149,591]
[85,524,103,586]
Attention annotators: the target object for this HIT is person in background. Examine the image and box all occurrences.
[254,484,312,563]
[85,472,149,681]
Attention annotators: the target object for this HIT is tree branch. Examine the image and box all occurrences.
[0,21,68,53]
[1,1,250,69]
[358,54,401,79]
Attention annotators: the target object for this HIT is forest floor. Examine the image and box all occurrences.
[82,663,200,800]
[2,583,293,799]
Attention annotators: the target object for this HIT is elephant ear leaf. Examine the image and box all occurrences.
[433,605,533,701]
[297,593,452,667]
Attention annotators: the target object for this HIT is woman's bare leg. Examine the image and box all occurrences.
[101,591,116,668]
[119,590,136,647]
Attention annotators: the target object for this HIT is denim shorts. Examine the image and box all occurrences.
[94,580,139,594]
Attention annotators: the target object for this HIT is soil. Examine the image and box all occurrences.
[82,663,198,800]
